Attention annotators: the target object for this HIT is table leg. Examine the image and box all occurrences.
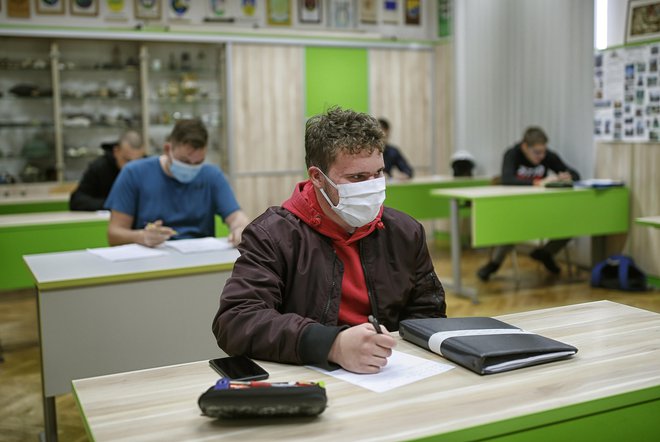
[448,198,478,303]
[43,395,58,442]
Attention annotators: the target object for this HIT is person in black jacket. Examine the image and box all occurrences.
[69,130,144,211]
[378,118,414,179]
[477,127,580,281]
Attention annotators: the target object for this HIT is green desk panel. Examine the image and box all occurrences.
[472,188,629,247]
[1,221,108,291]
[0,200,68,215]
[214,215,229,237]
[386,178,490,220]
[305,46,368,116]
[414,385,660,442]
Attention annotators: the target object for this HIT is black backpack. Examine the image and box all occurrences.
[591,255,648,292]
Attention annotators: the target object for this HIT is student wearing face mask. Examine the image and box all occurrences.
[69,130,145,211]
[213,107,446,374]
[105,119,249,247]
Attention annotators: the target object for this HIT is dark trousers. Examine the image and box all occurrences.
[491,239,571,265]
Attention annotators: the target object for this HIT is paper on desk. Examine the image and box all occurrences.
[308,350,453,393]
[163,237,234,254]
[87,244,169,262]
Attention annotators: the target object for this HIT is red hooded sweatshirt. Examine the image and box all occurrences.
[282,180,385,326]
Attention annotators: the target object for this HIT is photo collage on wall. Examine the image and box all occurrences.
[595,42,660,142]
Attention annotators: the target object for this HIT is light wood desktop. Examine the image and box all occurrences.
[636,216,660,228]
[72,301,660,442]
[23,246,240,442]
[432,185,630,302]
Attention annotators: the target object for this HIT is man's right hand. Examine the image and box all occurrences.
[327,322,397,374]
[142,219,176,247]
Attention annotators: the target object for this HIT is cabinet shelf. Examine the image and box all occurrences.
[1,38,226,184]
[61,96,141,102]
[0,122,54,128]
[1,96,53,101]
[149,97,222,104]
[59,67,140,73]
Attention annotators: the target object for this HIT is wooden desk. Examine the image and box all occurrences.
[72,301,660,442]
[23,246,240,442]
[432,186,630,302]
[0,211,110,291]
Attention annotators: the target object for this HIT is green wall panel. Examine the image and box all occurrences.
[305,47,369,117]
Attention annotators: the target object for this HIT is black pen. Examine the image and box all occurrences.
[368,315,383,334]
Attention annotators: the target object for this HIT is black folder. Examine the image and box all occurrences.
[399,317,577,375]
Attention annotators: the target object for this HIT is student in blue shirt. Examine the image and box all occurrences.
[105,119,250,247]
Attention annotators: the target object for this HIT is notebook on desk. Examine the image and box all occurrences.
[399,317,578,375]
[574,179,624,188]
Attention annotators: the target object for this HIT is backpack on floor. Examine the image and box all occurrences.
[591,255,648,292]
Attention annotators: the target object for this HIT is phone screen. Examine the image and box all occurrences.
[209,355,269,381]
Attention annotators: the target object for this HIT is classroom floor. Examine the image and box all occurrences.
[1,245,659,442]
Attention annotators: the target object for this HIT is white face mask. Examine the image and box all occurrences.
[318,169,386,228]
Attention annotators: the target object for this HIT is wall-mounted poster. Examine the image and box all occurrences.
[36,0,65,14]
[330,0,353,28]
[71,0,98,16]
[359,0,377,24]
[8,0,31,18]
[104,0,128,21]
[404,0,419,25]
[382,0,398,25]
[267,0,291,26]
[299,0,321,24]
[169,0,190,20]
[437,0,451,38]
[135,0,161,20]
[626,0,660,44]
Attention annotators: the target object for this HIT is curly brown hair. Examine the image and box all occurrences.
[305,106,385,172]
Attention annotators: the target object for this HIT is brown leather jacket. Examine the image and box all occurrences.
[212,206,446,367]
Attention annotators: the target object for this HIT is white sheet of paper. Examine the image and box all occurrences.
[87,244,169,262]
[163,237,234,254]
[308,350,454,393]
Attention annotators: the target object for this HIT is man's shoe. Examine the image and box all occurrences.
[530,249,561,274]
[477,262,500,281]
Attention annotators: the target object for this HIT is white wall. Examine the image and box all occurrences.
[454,0,595,180]
[607,0,628,47]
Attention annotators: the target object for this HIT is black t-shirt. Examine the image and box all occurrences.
[501,143,580,185]
[69,151,120,211]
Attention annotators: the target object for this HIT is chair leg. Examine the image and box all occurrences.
[511,248,521,289]
[564,247,574,278]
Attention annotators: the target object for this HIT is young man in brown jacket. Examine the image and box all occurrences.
[213,107,446,374]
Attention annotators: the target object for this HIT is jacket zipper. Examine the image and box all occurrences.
[320,250,337,324]
[359,241,379,319]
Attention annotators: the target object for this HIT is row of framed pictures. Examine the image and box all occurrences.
[4,1,424,27]
[5,0,161,18]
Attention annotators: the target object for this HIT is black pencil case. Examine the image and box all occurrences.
[198,380,328,419]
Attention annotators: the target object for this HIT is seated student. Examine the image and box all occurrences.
[477,126,580,281]
[69,130,144,211]
[213,107,446,374]
[378,118,414,179]
[105,118,250,247]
